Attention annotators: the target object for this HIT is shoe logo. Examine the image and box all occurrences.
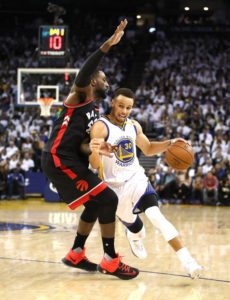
[76,180,89,192]
[120,271,137,276]
[118,263,137,276]
[68,254,78,264]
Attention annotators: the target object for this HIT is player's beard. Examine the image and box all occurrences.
[94,87,108,100]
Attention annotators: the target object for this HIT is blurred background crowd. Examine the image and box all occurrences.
[0,0,229,205]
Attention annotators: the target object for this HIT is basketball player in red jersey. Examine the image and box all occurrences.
[41,19,139,280]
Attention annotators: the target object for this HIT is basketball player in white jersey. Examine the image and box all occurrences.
[89,88,203,279]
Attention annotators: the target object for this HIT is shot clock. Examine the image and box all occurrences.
[39,25,68,57]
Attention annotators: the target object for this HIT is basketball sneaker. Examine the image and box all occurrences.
[62,247,97,272]
[183,259,203,279]
[126,229,147,259]
[97,254,139,280]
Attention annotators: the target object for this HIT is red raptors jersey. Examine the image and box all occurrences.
[44,100,99,167]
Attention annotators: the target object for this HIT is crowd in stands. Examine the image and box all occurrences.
[132,31,230,205]
[0,14,229,204]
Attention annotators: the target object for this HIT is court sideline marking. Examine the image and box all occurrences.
[0,256,229,284]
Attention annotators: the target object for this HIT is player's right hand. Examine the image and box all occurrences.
[90,138,114,157]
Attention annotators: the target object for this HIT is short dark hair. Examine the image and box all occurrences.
[113,88,135,100]
[91,69,101,80]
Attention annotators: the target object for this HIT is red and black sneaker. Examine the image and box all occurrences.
[62,247,97,272]
[97,254,139,280]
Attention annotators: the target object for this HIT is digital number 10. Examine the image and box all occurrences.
[49,36,62,50]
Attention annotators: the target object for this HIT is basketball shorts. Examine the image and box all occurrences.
[108,172,156,224]
[41,152,107,210]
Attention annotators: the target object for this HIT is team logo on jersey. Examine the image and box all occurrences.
[114,138,134,164]
[76,180,89,192]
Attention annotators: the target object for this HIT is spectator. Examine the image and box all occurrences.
[160,167,178,202]
[0,169,7,199]
[218,175,230,206]
[213,162,226,181]
[21,137,33,153]
[191,175,203,204]
[7,163,25,199]
[203,171,219,205]
[202,158,213,175]
[20,152,35,172]
[8,152,20,171]
[6,140,18,158]
[176,171,192,204]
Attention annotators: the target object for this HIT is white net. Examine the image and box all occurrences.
[37,98,54,117]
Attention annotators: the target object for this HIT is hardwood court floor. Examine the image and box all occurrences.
[0,199,229,300]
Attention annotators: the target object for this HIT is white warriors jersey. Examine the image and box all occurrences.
[98,116,146,187]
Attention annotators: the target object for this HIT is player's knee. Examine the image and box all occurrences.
[81,202,99,223]
[145,206,178,241]
[96,187,118,210]
[138,193,159,212]
[145,206,166,223]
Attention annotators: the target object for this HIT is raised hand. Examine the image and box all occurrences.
[101,19,128,52]
[108,19,128,46]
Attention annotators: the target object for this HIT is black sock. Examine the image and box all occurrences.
[71,232,88,250]
[102,237,116,258]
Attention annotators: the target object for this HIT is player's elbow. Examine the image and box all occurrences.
[142,147,153,156]
[90,162,99,170]
[144,151,153,157]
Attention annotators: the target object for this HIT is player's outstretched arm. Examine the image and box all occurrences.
[66,19,128,105]
[74,19,128,89]
[134,120,184,156]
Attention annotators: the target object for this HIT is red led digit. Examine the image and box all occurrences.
[49,36,53,49]
[49,36,62,50]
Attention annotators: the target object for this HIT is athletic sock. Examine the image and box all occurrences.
[176,247,194,264]
[71,232,88,250]
[102,237,116,258]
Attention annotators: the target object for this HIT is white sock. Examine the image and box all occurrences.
[176,247,194,265]
[127,226,146,241]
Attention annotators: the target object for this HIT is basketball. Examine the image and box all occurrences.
[165,140,194,170]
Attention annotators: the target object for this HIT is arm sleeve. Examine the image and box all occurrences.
[74,49,105,88]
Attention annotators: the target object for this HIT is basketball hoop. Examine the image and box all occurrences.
[37,98,54,117]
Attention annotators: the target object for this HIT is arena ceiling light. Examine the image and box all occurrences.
[149,27,156,33]
[203,7,209,11]
[184,7,190,11]
[136,15,142,19]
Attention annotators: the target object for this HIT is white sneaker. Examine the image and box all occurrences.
[126,230,147,259]
[183,260,203,279]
